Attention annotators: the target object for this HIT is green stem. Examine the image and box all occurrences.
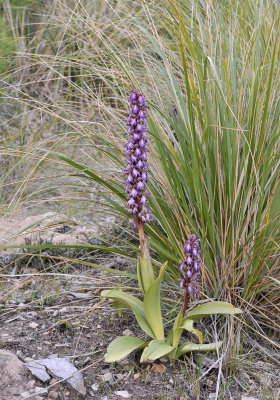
[137,217,145,257]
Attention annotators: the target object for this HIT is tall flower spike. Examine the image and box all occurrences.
[179,234,201,298]
[125,90,151,225]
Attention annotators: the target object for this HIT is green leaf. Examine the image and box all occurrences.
[143,262,168,340]
[180,319,203,344]
[176,341,223,358]
[105,336,146,363]
[111,299,125,317]
[137,242,155,294]
[140,340,174,363]
[185,301,243,321]
[101,289,155,338]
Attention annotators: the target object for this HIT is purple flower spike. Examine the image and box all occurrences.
[124,90,151,224]
[179,234,201,298]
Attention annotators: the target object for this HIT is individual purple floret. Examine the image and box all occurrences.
[179,234,201,297]
[125,90,151,225]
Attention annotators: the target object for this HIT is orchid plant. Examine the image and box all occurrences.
[101,91,242,363]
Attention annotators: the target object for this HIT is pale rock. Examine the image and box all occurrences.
[21,392,30,399]
[49,390,59,399]
[115,373,125,380]
[115,390,132,399]
[91,383,99,391]
[241,397,259,400]
[122,329,134,336]
[29,322,39,329]
[27,380,36,389]
[101,372,113,382]
[25,357,86,395]
[35,387,48,395]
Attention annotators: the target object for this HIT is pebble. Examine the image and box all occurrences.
[28,311,38,318]
[115,373,125,380]
[101,372,113,382]
[35,387,48,395]
[115,390,132,399]
[27,380,36,390]
[49,390,59,399]
[122,329,133,336]
[29,322,39,329]
[21,392,31,399]
[241,397,259,400]
[91,383,99,391]
[53,310,59,317]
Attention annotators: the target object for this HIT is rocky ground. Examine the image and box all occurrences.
[0,214,280,400]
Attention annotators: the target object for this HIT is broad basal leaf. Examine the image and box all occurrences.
[140,340,174,363]
[143,262,168,340]
[180,319,203,344]
[101,289,154,338]
[176,341,223,358]
[105,336,146,363]
[185,301,242,321]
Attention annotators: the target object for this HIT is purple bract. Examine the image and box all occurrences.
[179,234,201,297]
[125,90,150,224]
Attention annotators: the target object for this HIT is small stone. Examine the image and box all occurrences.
[122,329,133,336]
[241,397,259,400]
[64,392,70,397]
[24,357,33,363]
[53,310,59,317]
[115,373,125,380]
[91,383,99,392]
[29,322,39,329]
[101,372,113,382]
[50,378,58,385]
[208,393,216,399]
[115,390,132,399]
[29,311,38,318]
[49,390,59,399]
[27,380,36,389]
[133,373,141,379]
[35,387,48,395]
[21,392,30,399]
